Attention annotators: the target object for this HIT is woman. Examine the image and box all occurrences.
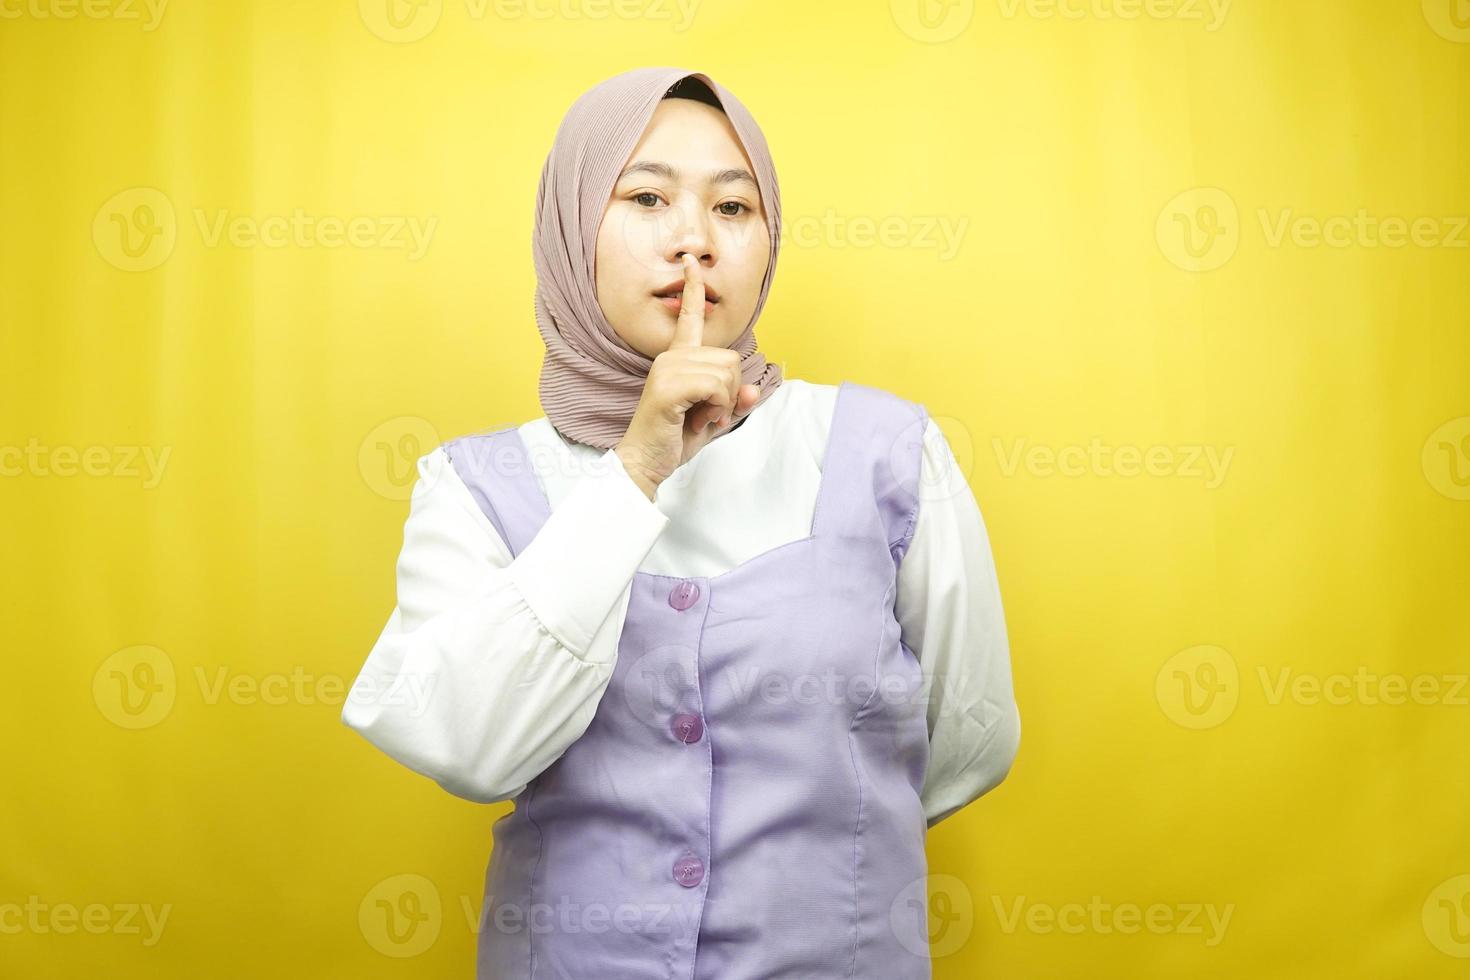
[342,66,1020,979]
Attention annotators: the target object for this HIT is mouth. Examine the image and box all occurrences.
[652,279,721,307]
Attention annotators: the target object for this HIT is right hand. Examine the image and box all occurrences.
[615,252,761,499]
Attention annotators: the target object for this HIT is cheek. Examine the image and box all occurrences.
[598,205,662,284]
[594,226,630,300]
[725,224,770,290]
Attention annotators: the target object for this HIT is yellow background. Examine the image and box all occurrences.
[3,0,1468,976]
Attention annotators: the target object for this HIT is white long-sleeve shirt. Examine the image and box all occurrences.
[342,378,1020,828]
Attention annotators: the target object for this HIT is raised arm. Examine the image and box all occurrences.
[341,443,668,802]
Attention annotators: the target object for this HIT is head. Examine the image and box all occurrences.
[594,79,772,358]
[531,67,784,451]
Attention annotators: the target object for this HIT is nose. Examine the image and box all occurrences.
[664,201,716,269]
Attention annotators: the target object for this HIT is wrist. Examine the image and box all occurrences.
[614,443,662,501]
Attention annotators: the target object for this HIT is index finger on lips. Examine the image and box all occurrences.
[668,252,705,350]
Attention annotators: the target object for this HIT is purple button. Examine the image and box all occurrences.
[672,853,704,888]
[671,712,704,743]
[668,580,700,611]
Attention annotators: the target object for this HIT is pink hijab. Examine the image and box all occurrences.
[532,67,784,450]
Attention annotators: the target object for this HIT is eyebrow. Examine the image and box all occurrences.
[618,160,759,190]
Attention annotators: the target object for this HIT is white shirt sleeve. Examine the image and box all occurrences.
[896,418,1022,829]
[341,443,669,803]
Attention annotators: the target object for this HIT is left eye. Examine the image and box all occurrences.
[631,193,746,216]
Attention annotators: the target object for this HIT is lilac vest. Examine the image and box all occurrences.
[444,380,934,979]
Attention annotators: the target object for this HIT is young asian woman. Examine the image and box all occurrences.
[342,66,1021,979]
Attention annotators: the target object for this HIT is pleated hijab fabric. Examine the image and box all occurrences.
[532,66,784,451]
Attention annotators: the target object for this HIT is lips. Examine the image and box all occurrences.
[653,279,720,303]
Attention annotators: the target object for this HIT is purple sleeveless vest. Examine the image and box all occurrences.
[443,380,934,979]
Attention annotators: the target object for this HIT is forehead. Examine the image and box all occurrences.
[622,98,755,175]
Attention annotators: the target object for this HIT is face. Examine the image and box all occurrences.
[594,97,771,358]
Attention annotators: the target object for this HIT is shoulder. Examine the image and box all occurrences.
[439,420,530,462]
[787,378,929,438]
[779,377,924,418]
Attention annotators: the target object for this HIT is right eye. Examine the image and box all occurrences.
[633,192,663,208]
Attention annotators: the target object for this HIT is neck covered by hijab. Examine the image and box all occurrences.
[532,66,784,451]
